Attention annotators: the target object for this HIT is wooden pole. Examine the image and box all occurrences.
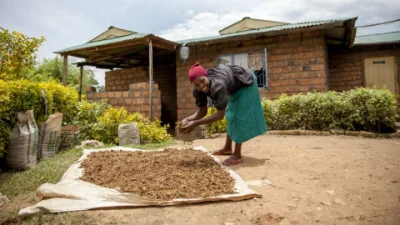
[78,66,83,101]
[149,39,153,120]
[62,55,68,86]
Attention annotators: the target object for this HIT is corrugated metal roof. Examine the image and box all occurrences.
[55,33,179,54]
[56,18,356,54]
[354,31,400,45]
[178,18,356,45]
[55,33,149,54]
[218,17,288,33]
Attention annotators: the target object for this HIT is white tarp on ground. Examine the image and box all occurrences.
[19,146,261,216]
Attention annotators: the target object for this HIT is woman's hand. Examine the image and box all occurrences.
[181,120,198,133]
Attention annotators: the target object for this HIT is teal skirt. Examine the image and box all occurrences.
[225,74,267,143]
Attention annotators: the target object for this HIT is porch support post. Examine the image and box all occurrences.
[149,39,153,120]
[62,55,68,86]
[78,65,83,101]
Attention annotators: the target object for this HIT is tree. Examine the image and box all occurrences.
[28,56,99,92]
[0,27,45,80]
[96,85,105,92]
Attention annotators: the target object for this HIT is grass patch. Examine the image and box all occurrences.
[1,211,120,225]
[0,148,83,200]
[0,140,176,200]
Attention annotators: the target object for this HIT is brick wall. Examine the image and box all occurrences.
[89,64,177,125]
[328,44,400,92]
[105,67,147,91]
[176,31,328,120]
[86,82,161,119]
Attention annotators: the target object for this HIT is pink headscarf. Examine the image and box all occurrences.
[188,62,207,83]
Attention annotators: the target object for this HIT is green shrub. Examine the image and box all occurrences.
[264,88,398,132]
[344,88,398,131]
[204,107,227,137]
[97,107,171,144]
[265,94,306,130]
[301,91,352,130]
[71,102,171,144]
[135,118,172,144]
[0,79,78,158]
[70,100,110,141]
[37,81,80,124]
[206,88,398,136]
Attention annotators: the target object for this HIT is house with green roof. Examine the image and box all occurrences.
[55,17,400,128]
[329,31,400,94]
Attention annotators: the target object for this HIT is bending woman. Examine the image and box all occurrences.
[181,62,267,166]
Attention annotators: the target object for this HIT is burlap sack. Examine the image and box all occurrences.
[5,110,39,170]
[38,113,63,160]
[118,122,140,146]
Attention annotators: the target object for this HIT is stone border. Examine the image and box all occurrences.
[266,130,399,138]
[206,130,399,139]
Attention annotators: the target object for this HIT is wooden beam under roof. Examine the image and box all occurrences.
[75,62,127,70]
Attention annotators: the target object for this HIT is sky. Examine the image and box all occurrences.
[1,0,399,86]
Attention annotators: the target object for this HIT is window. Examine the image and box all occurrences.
[217,49,268,87]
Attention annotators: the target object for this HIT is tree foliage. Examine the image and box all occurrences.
[28,56,99,92]
[0,80,78,158]
[0,27,45,80]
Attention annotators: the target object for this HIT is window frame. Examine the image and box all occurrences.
[216,48,268,88]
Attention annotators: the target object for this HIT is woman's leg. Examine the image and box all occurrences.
[213,134,233,155]
[223,142,244,166]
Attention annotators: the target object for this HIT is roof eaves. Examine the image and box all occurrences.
[55,33,150,54]
[181,17,356,45]
[147,34,180,47]
[354,41,400,46]
[218,17,248,33]
[89,26,136,43]
[354,31,400,45]
[55,33,180,55]
[107,26,136,34]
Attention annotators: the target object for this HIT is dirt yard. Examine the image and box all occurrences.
[3,134,400,225]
